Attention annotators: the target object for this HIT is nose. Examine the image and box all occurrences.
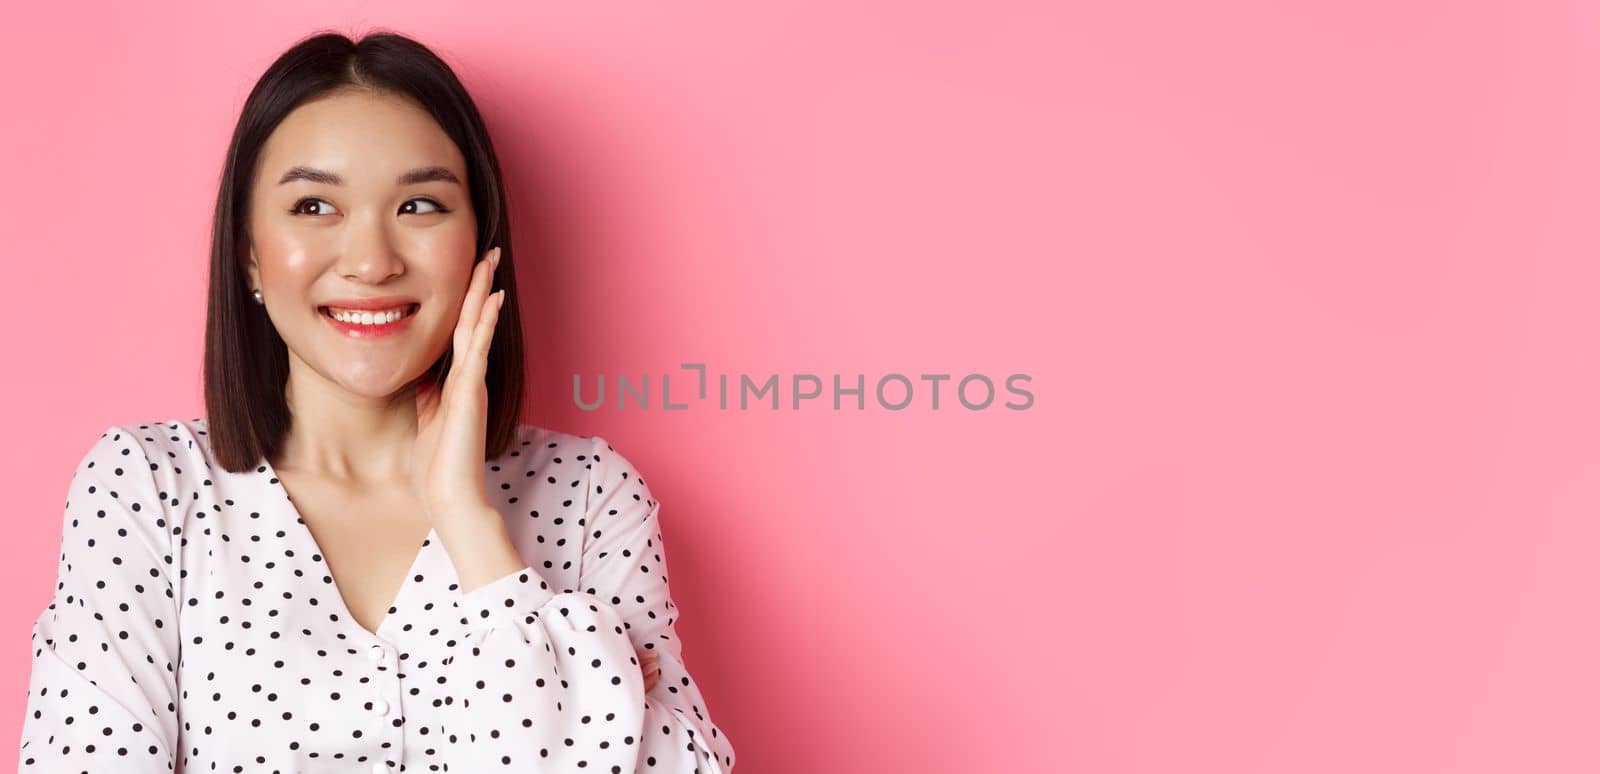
[337,220,405,283]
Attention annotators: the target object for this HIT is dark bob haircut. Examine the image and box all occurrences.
[203,29,525,473]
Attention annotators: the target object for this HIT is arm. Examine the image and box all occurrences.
[574,434,736,770]
[437,434,736,772]
[17,425,181,771]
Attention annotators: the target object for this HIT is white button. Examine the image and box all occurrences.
[371,762,390,774]
[367,645,385,663]
[371,697,389,716]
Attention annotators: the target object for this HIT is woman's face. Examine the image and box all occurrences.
[246,89,478,400]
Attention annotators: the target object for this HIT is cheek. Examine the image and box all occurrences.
[256,253,320,299]
[415,244,480,293]
[416,231,479,275]
[251,228,320,280]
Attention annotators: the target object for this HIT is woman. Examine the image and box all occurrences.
[18,30,735,773]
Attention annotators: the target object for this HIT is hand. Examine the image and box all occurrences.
[411,245,505,525]
[639,648,661,693]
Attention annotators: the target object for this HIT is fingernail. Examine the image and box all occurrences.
[490,247,501,267]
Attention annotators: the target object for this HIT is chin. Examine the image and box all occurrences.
[328,365,424,398]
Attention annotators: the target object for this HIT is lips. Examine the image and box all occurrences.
[317,295,420,312]
[319,303,419,338]
[318,303,420,318]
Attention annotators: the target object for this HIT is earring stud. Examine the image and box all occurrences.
[252,289,264,305]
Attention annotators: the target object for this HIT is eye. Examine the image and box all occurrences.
[287,197,451,217]
[289,197,339,216]
[401,197,450,215]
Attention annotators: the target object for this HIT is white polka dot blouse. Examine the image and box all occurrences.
[18,418,736,772]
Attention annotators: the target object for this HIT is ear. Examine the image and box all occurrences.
[245,245,260,290]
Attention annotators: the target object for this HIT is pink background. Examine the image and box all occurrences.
[3,1,1597,771]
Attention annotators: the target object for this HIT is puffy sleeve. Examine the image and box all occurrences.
[17,424,181,771]
[438,434,736,772]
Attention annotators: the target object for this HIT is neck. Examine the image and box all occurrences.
[276,360,420,486]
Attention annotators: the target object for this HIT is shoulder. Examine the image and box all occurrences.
[70,418,218,511]
[508,423,655,503]
[98,417,214,471]
[508,421,581,454]
[67,423,149,482]
[584,432,658,515]
[58,421,179,563]
[587,433,649,487]
[505,422,610,468]
[71,419,193,471]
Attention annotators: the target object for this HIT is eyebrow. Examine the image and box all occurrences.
[275,165,462,186]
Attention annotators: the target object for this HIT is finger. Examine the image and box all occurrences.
[452,246,498,354]
[453,246,500,354]
[467,289,505,365]
[442,290,502,404]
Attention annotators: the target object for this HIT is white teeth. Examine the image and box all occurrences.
[325,305,413,325]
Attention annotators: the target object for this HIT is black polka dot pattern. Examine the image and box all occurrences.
[18,419,736,772]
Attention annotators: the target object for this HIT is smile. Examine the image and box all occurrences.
[318,303,420,338]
